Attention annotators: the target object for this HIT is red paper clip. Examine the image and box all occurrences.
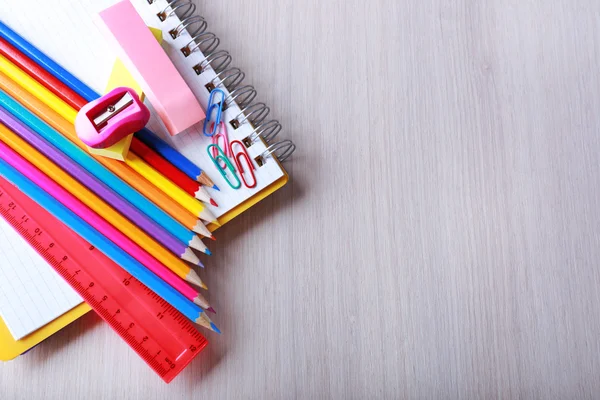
[229,140,257,188]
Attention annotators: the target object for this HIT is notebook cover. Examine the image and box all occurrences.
[0,303,91,361]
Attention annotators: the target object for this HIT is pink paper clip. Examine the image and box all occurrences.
[229,140,257,188]
[211,121,230,169]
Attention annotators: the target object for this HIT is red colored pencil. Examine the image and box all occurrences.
[0,37,218,204]
[0,37,85,109]
[130,139,218,206]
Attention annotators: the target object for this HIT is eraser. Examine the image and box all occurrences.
[99,1,204,136]
[88,26,163,161]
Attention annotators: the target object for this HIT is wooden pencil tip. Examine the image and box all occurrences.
[212,184,220,191]
[195,313,220,333]
[189,235,207,252]
[186,270,206,289]
[198,211,220,226]
[182,247,201,265]
[193,220,213,238]
[210,198,218,207]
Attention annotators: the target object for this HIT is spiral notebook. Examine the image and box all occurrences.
[0,0,295,358]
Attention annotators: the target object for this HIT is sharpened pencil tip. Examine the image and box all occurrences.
[189,235,208,253]
[207,307,216,314]
[210,322,221,334]
[209,235,216,241]
[200,281,208,290]
[193,220,213,238]
[186,270,206,288]
[182,247,201,265]
[205,248,212,256]
[193,297,206,307]
[212,184,220,191]
[210,198,218,207]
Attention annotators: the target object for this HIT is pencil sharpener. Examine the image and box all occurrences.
[75,87,150,149]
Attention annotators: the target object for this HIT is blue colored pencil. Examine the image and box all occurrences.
[0,20,218,190]
[0,90,213,242]
[0,104,209,261]
[135,128,218,190]
[0,156,219,333]
[0,20,97,102]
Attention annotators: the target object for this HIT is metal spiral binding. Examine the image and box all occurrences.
[193,50,232,76]
[169,15,206,39]
[156,0,196,22]
[151,0,296,163]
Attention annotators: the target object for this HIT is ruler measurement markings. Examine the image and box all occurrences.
[0,182,207,382]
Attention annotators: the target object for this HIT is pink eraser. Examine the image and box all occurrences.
[98,0,204,136]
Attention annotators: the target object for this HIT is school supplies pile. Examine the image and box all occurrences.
[0,0,295,383]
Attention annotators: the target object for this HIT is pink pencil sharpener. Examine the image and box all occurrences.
[75,87,150,149]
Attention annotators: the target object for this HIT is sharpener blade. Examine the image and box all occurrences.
[93,92,134,128]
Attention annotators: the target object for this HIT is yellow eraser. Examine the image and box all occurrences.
[89,26,162,161]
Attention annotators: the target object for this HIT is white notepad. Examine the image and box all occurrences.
[0,218,81,340]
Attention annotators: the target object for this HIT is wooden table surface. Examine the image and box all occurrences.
[2,0,600,398]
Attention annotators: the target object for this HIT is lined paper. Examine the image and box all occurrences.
[0,217,81,340]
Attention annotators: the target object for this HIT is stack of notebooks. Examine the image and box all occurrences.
[0,0,295,371]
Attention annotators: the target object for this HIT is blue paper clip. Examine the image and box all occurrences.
[207,144,241,189]
[203,88,226,137]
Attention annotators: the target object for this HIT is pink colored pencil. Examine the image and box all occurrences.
[0,138,212,311]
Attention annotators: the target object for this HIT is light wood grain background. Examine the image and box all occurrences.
[2,0,600,398]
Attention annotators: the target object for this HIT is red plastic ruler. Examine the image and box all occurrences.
[0,176,207,383]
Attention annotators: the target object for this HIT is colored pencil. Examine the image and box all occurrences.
[0,154,219,332]
[0,70,215,237]
[0,37,82,110]
[0,55,219,224]
[135,128,218,189]
[0,21,98,101]
[130,139,217,204]
[0,129,213,311]
[0,123,208,288]
[0,105,211,256]
[0,26,218,191]
[126,151,215,216]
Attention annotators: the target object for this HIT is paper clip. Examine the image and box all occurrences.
[230,140,257,188]
[207,144,241,189]
[211,121,230,169]
[202,88,226,137]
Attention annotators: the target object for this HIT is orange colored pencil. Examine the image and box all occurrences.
[0,72,213,237]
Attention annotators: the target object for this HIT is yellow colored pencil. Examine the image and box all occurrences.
[127,152,209,218]
[0,54,218,227]
[0,123,208,290]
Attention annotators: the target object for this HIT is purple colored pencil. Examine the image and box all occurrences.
[0,106,202,265]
